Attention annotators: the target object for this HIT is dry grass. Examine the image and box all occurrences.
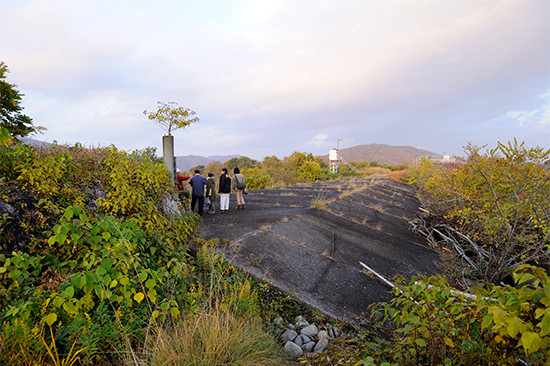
[363,167,392,176]
[148,307,286,366]
[367,203,385,213]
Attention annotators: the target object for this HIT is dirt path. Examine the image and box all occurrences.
[198,176,442,322]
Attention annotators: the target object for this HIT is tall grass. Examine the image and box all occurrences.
[148,307,287,366]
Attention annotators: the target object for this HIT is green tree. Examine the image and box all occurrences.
[284,151,321,183]
[242,167,273,190]
[0,62,42,139]
[143,101,199,135]
[224,156,258,171]
[129,146,163,164]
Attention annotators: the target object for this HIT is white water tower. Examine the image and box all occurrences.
[329,138,343,173]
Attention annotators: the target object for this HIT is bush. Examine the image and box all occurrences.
[407,141,550,283]
[0,142,200,364]
[363,265,549,365]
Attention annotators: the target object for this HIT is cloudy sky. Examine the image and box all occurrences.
[1,0,549,160]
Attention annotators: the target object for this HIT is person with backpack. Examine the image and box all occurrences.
[205,172,216,215]
[232,167,246,210]
[218,168,232,212]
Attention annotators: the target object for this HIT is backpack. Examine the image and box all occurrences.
[236,175,246,190]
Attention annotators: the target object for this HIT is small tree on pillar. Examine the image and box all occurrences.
[143,102,199,181]
[143,101,199,135]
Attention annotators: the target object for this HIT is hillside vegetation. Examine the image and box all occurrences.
[0,142,290,365]
[1,139,548,365]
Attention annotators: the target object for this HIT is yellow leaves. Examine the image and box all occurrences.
[519,331,542,355]
[44,313,57,326]
[134,292,145,303]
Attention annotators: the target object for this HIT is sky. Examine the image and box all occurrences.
[1,0,549,160]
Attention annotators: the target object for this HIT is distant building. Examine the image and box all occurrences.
[414,155,457,164]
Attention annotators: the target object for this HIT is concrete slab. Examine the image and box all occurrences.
[198,176,442,322]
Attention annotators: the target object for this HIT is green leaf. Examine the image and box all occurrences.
[145,278,156,291]
[506,316,522,337]
[170,307,180,318]
[415,338,427,347]
[53,296,65,308]
[101,258,114,270]
[539,313,550,337]
[63,300,78,315]
[520,331,541,354]
[8,269,22,278]
[61,286,75,299]
[44,313,57,326]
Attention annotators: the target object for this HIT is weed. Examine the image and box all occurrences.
[148,307,286,366]
[248,253,264,267]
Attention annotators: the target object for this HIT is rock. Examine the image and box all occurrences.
[287,323,296,330]
[300,334,311,343]
[284,341,304,357]
[273,317,284,327]
[327,327,335,338]
[301,341,315,352]
[300,324,318,338]
[0,201,16,215]
[313,336,330,354]
[280,329,297,343]
[295,315,309,328]
[293,335,303,347]
[275,328,284,336]
[333,327,340,338]
[296,320,309,328]
[162,194,181,216]
[318,330,329,340]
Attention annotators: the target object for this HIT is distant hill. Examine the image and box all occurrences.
[320,144,439,166]
[176,154,241,172]
[21,137,51,148]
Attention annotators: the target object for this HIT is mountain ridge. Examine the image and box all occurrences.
[320,144,439,166]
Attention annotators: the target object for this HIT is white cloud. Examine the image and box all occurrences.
[308,133,329,148]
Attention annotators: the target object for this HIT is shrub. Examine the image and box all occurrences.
[364,265,549,365]
[407,141,550,283]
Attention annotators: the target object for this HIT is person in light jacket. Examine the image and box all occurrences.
[232,167,246,210]
[218,168,232,212]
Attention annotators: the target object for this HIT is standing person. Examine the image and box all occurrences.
[218,168,231,212]
[188,169,209,216]
[205,172,217,215]
[176,169,191,206]
[232,167,246,210]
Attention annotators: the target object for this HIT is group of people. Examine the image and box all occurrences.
[177,167,246,216]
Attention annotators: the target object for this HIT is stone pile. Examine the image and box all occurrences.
[274,316,340,358]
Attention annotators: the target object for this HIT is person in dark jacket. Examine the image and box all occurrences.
[188,169,209,216]
[205,172,217,215]
[218,168,232,212]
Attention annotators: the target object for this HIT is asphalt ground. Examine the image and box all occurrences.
[198,176,443,322]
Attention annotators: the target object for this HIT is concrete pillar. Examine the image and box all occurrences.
[162,135,176,181]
